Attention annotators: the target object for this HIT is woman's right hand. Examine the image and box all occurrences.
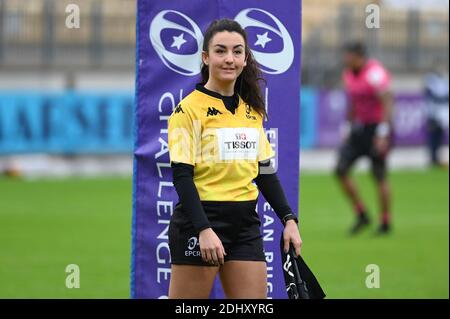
[198,228,226,266]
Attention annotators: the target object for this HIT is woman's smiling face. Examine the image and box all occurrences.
[202,31,247,84]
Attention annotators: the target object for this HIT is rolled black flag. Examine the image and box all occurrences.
[280,235,326,299]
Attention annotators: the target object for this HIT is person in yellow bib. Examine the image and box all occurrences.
[167,18,302,299]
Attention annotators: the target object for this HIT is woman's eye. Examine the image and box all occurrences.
[234,51,242,55]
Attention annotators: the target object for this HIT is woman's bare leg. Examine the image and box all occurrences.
[168,264,219,299]
[219,261,267,299]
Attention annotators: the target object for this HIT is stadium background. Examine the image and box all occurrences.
[0,0,448,298]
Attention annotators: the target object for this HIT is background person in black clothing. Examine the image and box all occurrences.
[423,61,449,167]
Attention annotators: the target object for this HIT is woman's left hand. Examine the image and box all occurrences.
[283,220,302,256]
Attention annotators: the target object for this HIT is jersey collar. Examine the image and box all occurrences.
[195,83,244,114]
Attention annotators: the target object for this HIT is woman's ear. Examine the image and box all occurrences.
[202,51,209,66]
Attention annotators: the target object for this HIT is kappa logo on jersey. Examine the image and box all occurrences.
[185,236,201,257]
[206,107,222,117]
[149,10,203,76]
[174,104,184,114]
[235,8,294,74]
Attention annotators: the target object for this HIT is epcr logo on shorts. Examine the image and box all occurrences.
[187,236,199,250]
[149,10,203,76]
[149,9,294,76]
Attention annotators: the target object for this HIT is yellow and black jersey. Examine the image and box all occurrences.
[168,85,275,202]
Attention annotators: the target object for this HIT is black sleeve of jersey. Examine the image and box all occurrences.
[254,161,297,225]
[172,162,211,233]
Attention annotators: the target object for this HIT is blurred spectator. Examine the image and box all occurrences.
[423,61,449,167]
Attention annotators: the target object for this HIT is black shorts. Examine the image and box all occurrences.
[335,123,392,181]
[169,200,266,266]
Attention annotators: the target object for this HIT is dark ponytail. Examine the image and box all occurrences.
[200,19,267,119]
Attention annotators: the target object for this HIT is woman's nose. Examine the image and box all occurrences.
[224,51,234,63]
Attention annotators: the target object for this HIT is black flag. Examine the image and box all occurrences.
[280,235,326,299]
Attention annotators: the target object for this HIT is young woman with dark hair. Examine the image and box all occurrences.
[167,18,302,299]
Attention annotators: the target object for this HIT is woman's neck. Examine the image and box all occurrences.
[204,78,235,97]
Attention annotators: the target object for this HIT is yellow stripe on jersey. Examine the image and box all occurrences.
[168,88,275,201]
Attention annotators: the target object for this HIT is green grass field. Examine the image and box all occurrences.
[0,169,448,298]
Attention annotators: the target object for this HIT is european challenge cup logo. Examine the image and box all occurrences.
[187,236,199,250]
[149,10,203,76]
[149,9,294,76]
[234,8,294,74]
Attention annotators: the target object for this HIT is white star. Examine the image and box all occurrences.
[171,33,187,50]
[254,32,272,48]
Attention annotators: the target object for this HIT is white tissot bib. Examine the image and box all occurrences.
[216,127,260,161]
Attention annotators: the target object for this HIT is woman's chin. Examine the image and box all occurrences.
[217,75,237,83]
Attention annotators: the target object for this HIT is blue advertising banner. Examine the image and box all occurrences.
[300,87,318,149]
[1,89,443,156]
[0,91,133,154]
[132,0,301,298]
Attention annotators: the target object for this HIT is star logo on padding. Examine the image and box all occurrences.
[171,33,187,50]
[254,32,272,48]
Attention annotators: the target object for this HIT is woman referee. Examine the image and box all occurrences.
[167,19,302,299]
